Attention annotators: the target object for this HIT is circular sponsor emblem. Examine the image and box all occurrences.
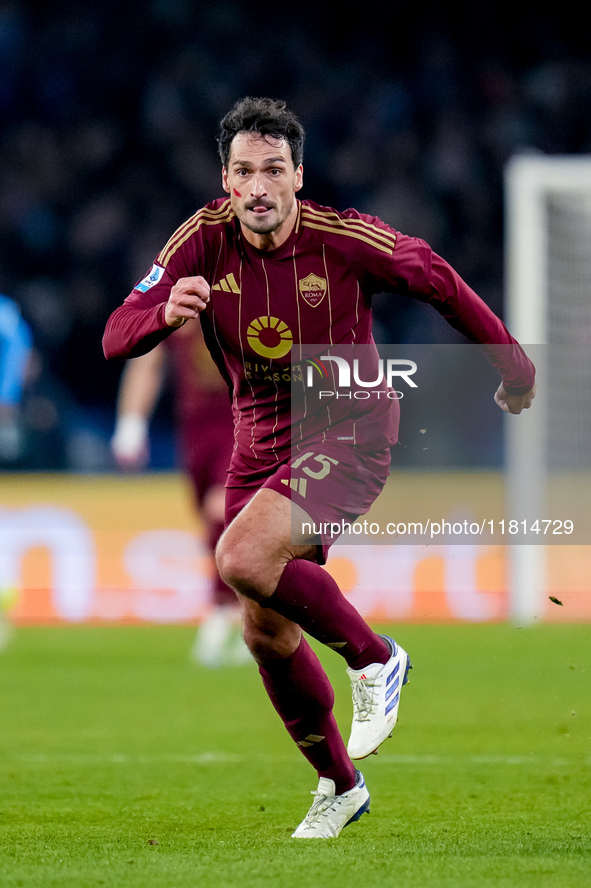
[246,316,293,359]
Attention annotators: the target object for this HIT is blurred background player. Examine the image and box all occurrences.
[0,294,33,466]
[111,319,249,667]
[0,293,34,647]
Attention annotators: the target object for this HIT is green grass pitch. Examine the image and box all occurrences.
[0,622,589,887]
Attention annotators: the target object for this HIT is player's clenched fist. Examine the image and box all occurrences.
[494,382,537,414]
[165,276,210,327]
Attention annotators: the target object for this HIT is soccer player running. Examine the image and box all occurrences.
[103,97,536,838]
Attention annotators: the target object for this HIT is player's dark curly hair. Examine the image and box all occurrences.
[217,97,305,168]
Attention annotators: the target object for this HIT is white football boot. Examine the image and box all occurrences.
[346,636,412,759]
[291,770,370,838]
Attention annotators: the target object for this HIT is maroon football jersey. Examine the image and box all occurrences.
[103,198,535,461]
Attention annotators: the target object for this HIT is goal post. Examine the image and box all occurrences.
[504,154,591,625]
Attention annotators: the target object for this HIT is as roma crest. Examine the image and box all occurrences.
[299,273,327,308]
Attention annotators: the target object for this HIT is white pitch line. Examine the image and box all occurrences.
[10,752,591,767]
[12,752,244,765]
[374,754,589,767]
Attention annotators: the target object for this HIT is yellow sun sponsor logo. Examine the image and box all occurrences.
[246,316,293,359]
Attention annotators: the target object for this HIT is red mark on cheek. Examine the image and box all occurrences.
[233,188,242,197]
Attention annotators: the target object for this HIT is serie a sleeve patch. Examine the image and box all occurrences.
[135,263,165,293]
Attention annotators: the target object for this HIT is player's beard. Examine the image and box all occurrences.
[239,197,294,235]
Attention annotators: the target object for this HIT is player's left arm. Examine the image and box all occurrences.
[371,231,537,406]
[494,381,536,414]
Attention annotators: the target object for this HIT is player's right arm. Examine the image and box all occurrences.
[164,276,210,327]
[102,210,209,360]
[104,199,233,361]
[102,269,210,361]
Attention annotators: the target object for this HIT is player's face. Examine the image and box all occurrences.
[222,132,303,248]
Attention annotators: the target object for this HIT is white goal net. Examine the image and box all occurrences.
[504,154,591,624]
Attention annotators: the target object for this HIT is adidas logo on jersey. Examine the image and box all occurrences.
[212,273,240,294]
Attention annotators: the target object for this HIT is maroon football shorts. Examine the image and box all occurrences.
[225,442,391,564]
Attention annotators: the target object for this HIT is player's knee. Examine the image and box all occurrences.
[215,533,267,600]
